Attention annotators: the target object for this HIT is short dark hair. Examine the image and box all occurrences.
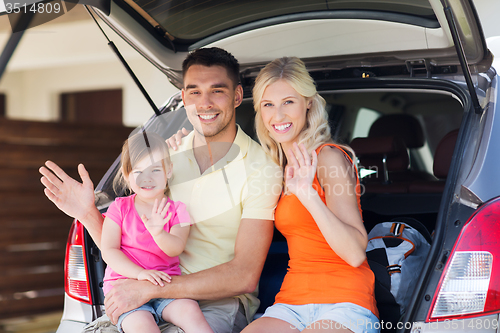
[182,47,240,88]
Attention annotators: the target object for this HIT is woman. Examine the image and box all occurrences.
[242,57,379,333]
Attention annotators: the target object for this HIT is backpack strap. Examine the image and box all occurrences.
[387,264,402,275]
[390,222,405,237]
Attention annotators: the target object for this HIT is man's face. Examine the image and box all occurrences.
[182,65,242,141]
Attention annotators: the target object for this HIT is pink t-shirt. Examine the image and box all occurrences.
[102,194,190,295]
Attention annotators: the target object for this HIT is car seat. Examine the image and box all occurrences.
[368,114,425,149]
[368,114,434,181]
[350,136,410,193]
[409,129,459,193]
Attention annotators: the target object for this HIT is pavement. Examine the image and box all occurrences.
[0,311,62,333]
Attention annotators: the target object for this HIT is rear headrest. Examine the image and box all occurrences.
[433,129,459,179]
[368,114,425,149]
[351,136,409,172]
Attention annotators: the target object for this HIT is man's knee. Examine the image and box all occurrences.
[199,298,247,333]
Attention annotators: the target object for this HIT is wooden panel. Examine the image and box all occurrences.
[0,294,64,319]
[0,235,68,249]
[60,89,123,126]
[0,216,72,227]
[0,222,70,242]
[0,192,73,217]
[0,142,119,167]
[0,250,65,268]
[0,271,63,292]
[0,311,63,332]
[0,168,48,192]
[0,167,109,193]
[0,119,133,319]
[0,118,133,146]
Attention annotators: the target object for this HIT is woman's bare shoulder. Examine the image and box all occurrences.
[317,145,353,169]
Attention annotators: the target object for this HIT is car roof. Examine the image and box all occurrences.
[90,0,490,89]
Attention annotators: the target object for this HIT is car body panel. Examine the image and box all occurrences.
[402,86,480,324]
[411,314,500,333]
[55,320,87,333]
[461,72,500,205]
[59,294,93,324]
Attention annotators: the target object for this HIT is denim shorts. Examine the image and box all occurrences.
[262,302,380,333]
[116,298,175,332]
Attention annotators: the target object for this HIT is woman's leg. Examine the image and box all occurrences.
[161,299,213,333]
[303,303,379,333]
[121,310,161,333]
[242,316,301,333]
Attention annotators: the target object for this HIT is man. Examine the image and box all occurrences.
[40,47,282,332]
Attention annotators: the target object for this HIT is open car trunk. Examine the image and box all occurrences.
[84,78,469,331]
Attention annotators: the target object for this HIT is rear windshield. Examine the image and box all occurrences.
[127,0,437,42]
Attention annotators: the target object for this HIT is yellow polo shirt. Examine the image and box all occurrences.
[168,125,282,320]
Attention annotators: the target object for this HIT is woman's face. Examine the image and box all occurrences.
[260,79,311,147]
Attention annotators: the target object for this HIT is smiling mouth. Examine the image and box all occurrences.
[199,114,218,121]
[141,186,156,190]
[273,123,292,132]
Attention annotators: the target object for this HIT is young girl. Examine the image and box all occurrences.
[101,131,213,333]
[243,57,379,333]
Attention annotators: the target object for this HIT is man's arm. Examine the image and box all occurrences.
[39,161,104,248]
[104,217,274,324]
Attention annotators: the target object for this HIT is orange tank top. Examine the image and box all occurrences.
[274,143,378,317]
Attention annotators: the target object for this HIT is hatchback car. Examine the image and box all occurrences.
[56,1,500,332]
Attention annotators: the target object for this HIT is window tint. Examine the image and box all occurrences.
[352,107,380,139]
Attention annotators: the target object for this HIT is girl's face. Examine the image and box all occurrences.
[124,151,172,202]
[260,79,311,147]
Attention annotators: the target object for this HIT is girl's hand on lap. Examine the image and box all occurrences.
[137,269,171,286]
[285,143,318,202]
[141,198,172,237]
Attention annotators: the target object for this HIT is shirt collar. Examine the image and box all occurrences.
[173,124,249,169]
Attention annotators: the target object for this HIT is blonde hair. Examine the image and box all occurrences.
[253,57,353,169]
[113,131,172,196]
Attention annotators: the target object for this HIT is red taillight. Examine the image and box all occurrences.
[64,220,91,304]
[428,196,500,321]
